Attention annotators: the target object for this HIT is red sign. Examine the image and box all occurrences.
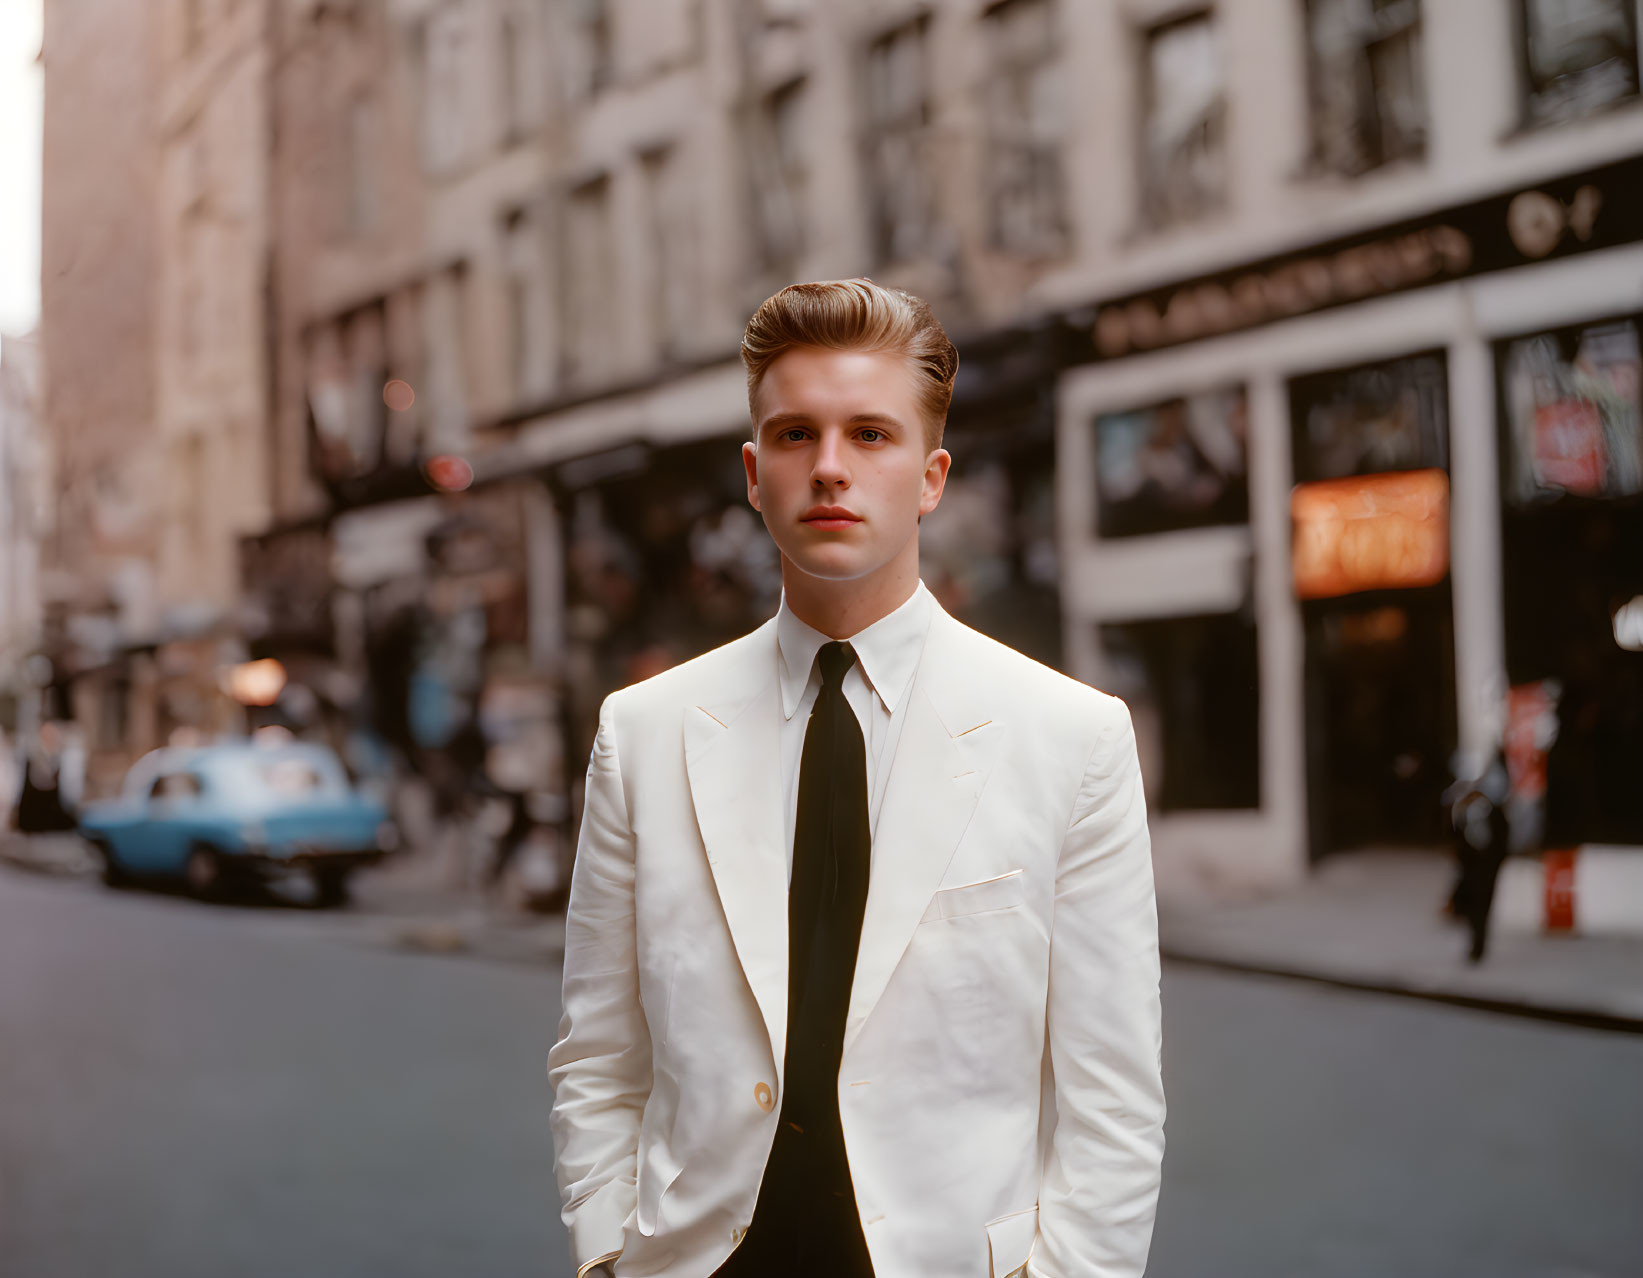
[1533,399,1607,494]
[1291,469,1450,600]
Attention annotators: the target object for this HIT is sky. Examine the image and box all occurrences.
[0,0,43,339]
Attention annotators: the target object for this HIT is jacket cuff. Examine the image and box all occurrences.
[569,1181,634,1276]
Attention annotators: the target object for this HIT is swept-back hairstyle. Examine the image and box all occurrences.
[740,278,959,450]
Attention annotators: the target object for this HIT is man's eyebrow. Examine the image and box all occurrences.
[758,411,908,433]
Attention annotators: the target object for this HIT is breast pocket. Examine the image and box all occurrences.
[920,869,1025,923]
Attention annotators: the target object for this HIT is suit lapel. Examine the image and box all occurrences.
[683,642,790,1072]
[845,606,1004,1055]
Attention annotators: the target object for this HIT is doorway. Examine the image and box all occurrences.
[1303,588,1457,858]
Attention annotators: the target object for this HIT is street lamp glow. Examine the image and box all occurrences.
[223,658,288,707]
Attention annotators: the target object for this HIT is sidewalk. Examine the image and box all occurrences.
[1159,851,1643,1031]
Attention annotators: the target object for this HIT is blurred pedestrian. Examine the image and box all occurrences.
[549,280,1163,1278]
[1444,749,1511,963]
[16,720,77,835]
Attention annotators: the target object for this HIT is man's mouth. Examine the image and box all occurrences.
[802,506,862,531]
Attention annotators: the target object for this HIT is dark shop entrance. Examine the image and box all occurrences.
[1303,588,1458,857]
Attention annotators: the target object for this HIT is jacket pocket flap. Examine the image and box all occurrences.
[986,1204,1039,1277]
[635,1141,684,1238]
[921,870,1025,923]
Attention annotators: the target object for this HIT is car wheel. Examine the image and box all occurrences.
[184,844,224,900]
[311,866,351,909]
[90,838,128,888]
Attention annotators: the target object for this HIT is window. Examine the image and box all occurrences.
[1305,0,1428,176]
[1140,12,1227,228]
[503,208,552,400]
[863,17,936,265]
[983,0,1066,255]
[1519,0,1639,127]
[748,78,809,277]
[499,3,548,143]
[422,5,471,173]
[1095,387,1249,538]
[1498,315,1643,845]
[1501,316,1643,504]
[150,772,204,802]
[564,0,614,101]
[643,148,698,361]
[1290,352,1449,484]
[1101,613,1261,811]
[345,94,380,236]
[561,177,616,386]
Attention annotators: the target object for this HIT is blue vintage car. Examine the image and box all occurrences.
[79,741,395,905]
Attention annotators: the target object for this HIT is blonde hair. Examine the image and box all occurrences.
[741,278,959,450]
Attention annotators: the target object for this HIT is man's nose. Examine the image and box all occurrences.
[811,432,850,487]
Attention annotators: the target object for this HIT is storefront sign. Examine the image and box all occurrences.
[1291,469,1449,600]
[1081,155,1643,362]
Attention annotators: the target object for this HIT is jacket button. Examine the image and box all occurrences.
[753,1082,774,1111]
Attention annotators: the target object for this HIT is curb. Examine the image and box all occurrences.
[1161,948,1643,1036]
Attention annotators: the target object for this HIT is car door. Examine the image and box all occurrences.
[133,771,205,872]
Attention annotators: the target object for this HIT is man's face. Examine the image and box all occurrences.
[743,346,950,586]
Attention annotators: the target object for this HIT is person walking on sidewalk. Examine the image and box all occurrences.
[548,280,1165,1278]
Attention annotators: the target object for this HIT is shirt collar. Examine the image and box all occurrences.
[776,580,934,721]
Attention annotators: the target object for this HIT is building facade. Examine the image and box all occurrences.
[251,0,1643,891]
[37,0,1643,892]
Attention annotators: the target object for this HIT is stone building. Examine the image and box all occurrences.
[0,333,46,725]
[38,0,165,792]
[245,0,1643,893]
[37,0,1643,888]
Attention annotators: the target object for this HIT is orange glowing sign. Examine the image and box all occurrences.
[1291,469,1449,600]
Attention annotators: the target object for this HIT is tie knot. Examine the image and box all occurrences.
[817,641,857,691]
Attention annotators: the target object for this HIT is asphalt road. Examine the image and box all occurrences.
[2,864,1639,1278]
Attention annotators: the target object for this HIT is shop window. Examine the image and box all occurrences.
[1290,352,1448,484]
[1094,386,1249,538]
[863,17,936,265]
[1518,0,1639,128]
[1140,11,1227,229]
[1500,316,1643,505]
[983,0,1067,257]
[1304,0,1428,176]
[1100,612,1261,812]
[1498,312,1643,847]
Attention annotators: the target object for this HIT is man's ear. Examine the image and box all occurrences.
[918,447,952,518]
[741,439,761,512]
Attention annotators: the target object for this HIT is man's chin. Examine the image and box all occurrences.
[778,548,882,585]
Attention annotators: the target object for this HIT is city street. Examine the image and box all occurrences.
[3,863,1640,1278]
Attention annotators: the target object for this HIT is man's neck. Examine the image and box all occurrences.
[780,558,920,640]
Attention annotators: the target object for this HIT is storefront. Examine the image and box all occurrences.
[1055,154,1643,893]
[1497,311,1643,849]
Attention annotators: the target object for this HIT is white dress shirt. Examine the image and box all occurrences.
[775,579,935,879]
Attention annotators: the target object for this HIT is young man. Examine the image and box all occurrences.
[549,280,1164,1278]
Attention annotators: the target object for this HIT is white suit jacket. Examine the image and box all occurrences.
[548,600,1164,1278]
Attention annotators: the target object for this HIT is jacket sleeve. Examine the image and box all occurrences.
[547,696,651,1275]
[1034,698,1165,1277]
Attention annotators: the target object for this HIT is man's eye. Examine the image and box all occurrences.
[782,429,808,442]
[859,429,884,442]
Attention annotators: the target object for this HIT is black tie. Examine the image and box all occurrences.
[717,640,875,1278]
